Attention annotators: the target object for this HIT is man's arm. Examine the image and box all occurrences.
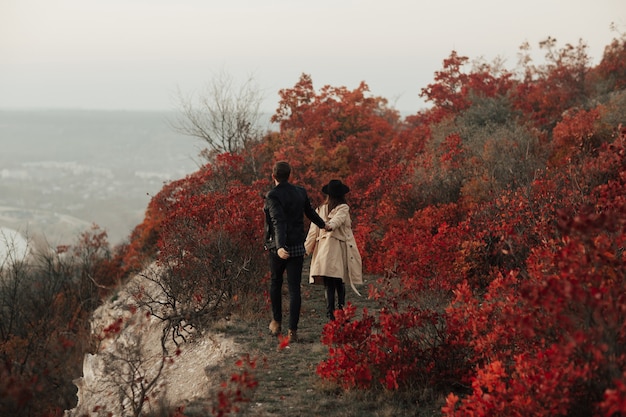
[304,208,321,255]
[303,194,326,229]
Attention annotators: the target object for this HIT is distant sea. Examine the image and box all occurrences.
[0,109,204,249]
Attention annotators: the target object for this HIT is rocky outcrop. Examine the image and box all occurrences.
[65,268,237,417]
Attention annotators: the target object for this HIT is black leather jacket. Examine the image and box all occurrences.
[264,182,326,250]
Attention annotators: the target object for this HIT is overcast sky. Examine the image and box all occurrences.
[1,0,624,113]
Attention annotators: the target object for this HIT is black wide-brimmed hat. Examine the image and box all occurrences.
[322,179,350,197]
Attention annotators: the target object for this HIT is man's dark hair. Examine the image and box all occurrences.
[273,161,291,183]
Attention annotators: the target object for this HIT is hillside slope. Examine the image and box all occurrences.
[64,266,429,417]
[65,266,238,417]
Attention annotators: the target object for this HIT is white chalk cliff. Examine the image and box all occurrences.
[65,265,237,417]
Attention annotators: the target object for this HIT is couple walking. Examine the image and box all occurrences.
[263,161,362,342]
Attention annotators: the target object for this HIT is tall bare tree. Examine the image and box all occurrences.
[172,71,265,169]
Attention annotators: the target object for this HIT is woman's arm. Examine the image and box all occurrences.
[327,204,350,230]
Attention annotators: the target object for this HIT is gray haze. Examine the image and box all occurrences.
[1,0,623,113]
[0,110,202,247]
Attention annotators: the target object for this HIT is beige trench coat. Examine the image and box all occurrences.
[304,203,363,295]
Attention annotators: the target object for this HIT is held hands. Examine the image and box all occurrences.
[324,222,333,232]
[277,247,290,259]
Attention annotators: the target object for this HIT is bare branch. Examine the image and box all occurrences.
[171,71,264,158]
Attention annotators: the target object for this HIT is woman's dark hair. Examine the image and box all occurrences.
[327,194,347,212]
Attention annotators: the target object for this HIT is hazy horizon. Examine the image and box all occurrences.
[0,109,204,248]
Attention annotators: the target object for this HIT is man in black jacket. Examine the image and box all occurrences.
[264,161,327,342]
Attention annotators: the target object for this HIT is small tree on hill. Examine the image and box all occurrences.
[171,71,265,178]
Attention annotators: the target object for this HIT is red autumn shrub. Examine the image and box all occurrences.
[317,300,468,394]
[151,155,268,327]
[443,133,626,416]
[551,107,602,166]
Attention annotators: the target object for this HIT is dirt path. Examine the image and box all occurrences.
[184,272,441,417]
[226,279,386,417]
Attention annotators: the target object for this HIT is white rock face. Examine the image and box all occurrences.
[65,267,237,417]
[0,226,29,261]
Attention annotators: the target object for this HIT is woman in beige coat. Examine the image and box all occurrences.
[305,179,363,321]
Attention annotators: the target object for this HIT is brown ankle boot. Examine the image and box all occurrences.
[269,320,281,336]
